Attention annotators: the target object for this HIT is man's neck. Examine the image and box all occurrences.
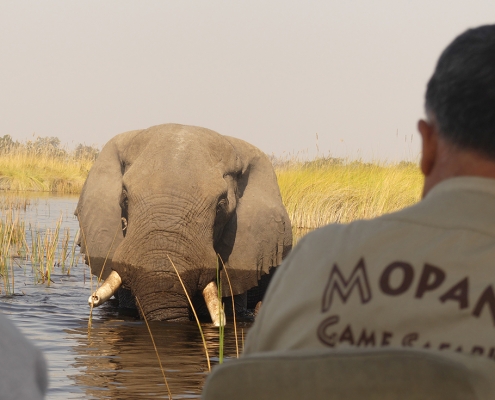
[423,143,495,197]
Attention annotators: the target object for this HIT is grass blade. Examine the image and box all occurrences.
[167,254,211,372]
[136,296,173,400]
[218,255,239,358]
[216,259,224,364]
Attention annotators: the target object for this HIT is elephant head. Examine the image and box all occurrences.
[75,124,292,323]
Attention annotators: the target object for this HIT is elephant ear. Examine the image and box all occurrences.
[75,130,143,280]
[219,136,292,296]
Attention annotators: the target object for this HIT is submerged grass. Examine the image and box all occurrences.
[29,215,63,285]
[0,194,33,211]
[0,204,80,295]
[0,210,23,293]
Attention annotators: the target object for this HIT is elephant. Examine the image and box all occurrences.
[75,123,292,324]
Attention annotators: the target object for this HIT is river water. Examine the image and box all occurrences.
[0,194,244,399]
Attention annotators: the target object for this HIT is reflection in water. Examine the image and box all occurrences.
[68,317,243,399]
[0,195,247,399]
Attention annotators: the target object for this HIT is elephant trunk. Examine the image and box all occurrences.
[88,270,122,307]
[111,197,224,322]
[122,251,224,322]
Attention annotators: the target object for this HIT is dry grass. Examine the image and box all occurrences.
[0,139,97,193]
[275,158,423,241]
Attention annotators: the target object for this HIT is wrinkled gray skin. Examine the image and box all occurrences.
[75,124,292,321]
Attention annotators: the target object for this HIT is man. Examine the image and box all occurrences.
[244,24,495,361]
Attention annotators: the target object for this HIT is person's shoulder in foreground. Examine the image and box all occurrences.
[0,312,47,400]
[244,24,495,363]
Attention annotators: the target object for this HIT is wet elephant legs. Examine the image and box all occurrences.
[115,288,249,323]
[115,288,136,309]
[118,289,249,323]
[222,293,247,315]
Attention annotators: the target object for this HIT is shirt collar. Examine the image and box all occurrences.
[425,176,495,200]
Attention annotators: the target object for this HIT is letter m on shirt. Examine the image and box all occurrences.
[322,258,372,313]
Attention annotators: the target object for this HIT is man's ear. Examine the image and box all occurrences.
[418,118,438,177]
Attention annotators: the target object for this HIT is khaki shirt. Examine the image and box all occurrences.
[244,177,495,362]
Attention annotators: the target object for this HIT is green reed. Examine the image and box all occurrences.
[168,254,212,371]
[67,229,80,275]
[0,210,31,294]
[59,228,69,268]
[216,260,224,364]
[220,257,239,358]
[0,203,80,293]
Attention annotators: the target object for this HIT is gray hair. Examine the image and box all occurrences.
[425,24,495,158]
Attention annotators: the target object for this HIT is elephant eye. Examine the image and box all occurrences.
[120,188,129,237]
[216,197,227,214]
[120,189,128,210]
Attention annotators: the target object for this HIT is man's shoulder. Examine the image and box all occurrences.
[303,203,421,243]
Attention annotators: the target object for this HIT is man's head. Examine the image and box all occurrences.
[418,24,495,196]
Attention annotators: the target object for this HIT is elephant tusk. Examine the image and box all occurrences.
[202,281,226,327]
[88,270,122,307]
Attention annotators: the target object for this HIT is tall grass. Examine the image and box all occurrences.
[275,158,423,240]
[0,137,97,193]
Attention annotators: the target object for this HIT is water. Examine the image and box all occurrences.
[0,195,244,399]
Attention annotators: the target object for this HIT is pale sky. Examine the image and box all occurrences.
[1,1,494,162]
